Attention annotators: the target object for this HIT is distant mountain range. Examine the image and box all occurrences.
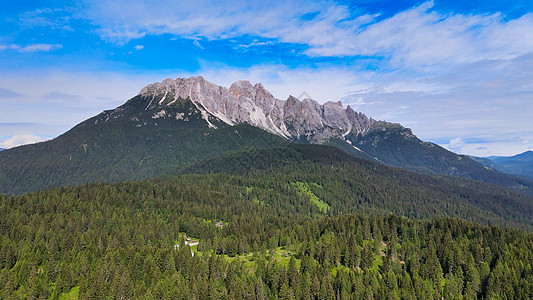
[471,151,533,179]
[1,76,532,195]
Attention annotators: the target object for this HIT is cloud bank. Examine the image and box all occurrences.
[79,0,533,69]
[0,134,50,149]
[1,0,532,156]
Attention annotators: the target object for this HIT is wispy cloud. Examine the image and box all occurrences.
[21,43,62,52]
[324,4,533,70]
[193,40,204,49]
[0,43,62,52]
[78,0,533,69]
[0,87,21,99]
[0,134,50,149]
[440,139,533,157]
[18,7,74,31]
[41,91,83,103]
[446,137,465,153]
[78,0,341,43]
[0,70,154,139]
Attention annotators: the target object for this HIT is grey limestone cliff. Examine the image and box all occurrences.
[137,76,386,144]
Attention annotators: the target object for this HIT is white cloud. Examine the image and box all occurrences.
[440,140,533,157]
[340,95,379,107]
[0,87,21,98]
[192,63,370,102]
[447,138,465,152]
[18,7,74,31]
[20,44,62,52]
[0,44,19,51]
[77,0,533,70]
[135,44,144,50]
[340,7,533,70]
[0,43,62,52]
[0,70,156,138]
[0,134,50,149]
[193,40,204,49]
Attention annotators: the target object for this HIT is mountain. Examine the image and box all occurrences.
[2,79,533,299]
[472,151,533,179]
[137,76,376,144]
[0,87,290,194]
[1,76,532,194]
[134,77,533,191]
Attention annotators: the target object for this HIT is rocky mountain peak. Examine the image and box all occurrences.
[134,76,388,143]
[229,80,253,92]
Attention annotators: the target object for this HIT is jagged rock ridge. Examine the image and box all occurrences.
[130,76,533,194]
[136,76,393,144]
[1,76,532,196]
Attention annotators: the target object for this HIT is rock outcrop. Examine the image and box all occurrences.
[137,76,383,143]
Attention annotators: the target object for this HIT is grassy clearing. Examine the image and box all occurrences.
[246,186,264,205]
[58,286,79,300]
[331,265,351,277]
[174,236,386,278]
[221,253,257,269]
[271,247,299,267]
[190,245,300,271]
[291,182,330,213]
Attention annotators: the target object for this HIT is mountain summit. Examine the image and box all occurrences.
[132,76,381,144]
[1,76,532,195]
[125,77,531,184]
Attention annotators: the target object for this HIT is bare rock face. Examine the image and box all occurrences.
[228,80,290,138]
[137,76,381,143]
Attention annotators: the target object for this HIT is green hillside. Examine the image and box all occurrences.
[472,151,533,179]
[0,97,289,194]
[1,169,532,299]
[1,93,531,197]
[352,124,533,194]
[184,144,533,230]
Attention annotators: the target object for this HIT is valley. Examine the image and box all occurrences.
[1,79,532,299]
[2,0,533,298]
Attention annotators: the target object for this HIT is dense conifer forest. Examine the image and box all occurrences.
[1,167,532,298]
[4,1,533,299]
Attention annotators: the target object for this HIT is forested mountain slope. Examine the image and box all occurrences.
[0,93,289,194]
[1,173,532,299]
[472,151,533,179]
[1,76,532,195]
[183,144,533,230]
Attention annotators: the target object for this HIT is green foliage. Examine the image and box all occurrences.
[350,126,533,194]
[0,172,533,299]
[186,145,533,230]
[58,286,79,300]
[291,182,330,213]
[0,98,289,195]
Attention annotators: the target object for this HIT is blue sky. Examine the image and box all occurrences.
[1,0,532,156]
